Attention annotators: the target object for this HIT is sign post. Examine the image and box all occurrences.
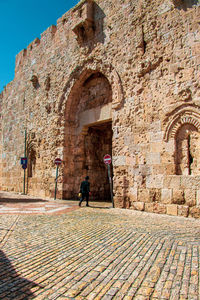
[20,156,27,195]
[54,158,62,200]
[104,154,114,208]
[20,129,27,194]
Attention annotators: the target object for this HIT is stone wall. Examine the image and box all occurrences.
[0,0,200,217]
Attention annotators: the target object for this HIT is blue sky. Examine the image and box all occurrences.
[0,0,79,92]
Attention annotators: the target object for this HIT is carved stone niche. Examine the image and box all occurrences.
[72,0,95,44]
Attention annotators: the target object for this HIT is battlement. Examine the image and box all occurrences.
[14,1,85,77]
[13,0,98,79]
[15,23,58,75]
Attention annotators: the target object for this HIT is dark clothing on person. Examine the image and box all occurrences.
[80,180,90,193]
[79,178,90,207]
[79,192,89,207]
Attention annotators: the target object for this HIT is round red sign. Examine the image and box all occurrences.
[55,158,62,165]
[104,154,112,165]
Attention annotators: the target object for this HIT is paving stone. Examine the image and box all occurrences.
[0,197,200,299]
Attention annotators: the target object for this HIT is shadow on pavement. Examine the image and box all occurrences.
[88,205,112,209]
[0,250,41,298]
[0,198,47,204]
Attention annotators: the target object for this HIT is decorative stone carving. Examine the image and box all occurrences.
[164,109,200,142]
[164,107,200,176]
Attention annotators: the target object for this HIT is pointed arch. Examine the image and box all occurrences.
[57,58,124,116]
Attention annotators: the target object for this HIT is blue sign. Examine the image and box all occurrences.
[21,157,27,169]
[21,157,27,165]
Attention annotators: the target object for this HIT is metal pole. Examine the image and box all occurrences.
[54,165,59,200]
[107,164,114,208]
[23,129,27,195]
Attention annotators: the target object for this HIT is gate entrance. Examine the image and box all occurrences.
[83,121,112,202]
[63,70,113,201]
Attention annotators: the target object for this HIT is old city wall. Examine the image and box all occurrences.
[0,0,200,217]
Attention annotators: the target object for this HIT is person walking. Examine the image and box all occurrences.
[79,176,90,207]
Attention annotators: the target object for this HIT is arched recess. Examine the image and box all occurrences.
[164,107,200,175]
[60,62,123,200]
[58,59,124,114]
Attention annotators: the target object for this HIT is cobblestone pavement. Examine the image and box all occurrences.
[0,197,200,299]
[0,192,79,215]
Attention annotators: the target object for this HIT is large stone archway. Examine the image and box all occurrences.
[62,70,114,200]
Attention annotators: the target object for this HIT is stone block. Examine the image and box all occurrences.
[196,190,200,206]
[113,196,124,208]
[146,153,161,165]
[146,176,164,189]
[181,176,200,190]
[163,176,181,189]
[113,156,126,166]
[152,165,166,175]
[172,189,185,205]
[138,165,151,176]
[161,189,172,204]
[166,204,178,216]
[150,121,161,132]
[184,189,196,207]
[189,207,200,218]
[138,189,150,203]
[150,131,163,142]
[144,202,167,214]
[129,188,138,202]
[164,139,175,153]
[149,189,161,202]
[126,156,136,166]
[131,202,144,211]
[178,205,189,217]
[150,142,163,153]
[165,164,176,175]
[144,203,154,213]
[153,203,167,215]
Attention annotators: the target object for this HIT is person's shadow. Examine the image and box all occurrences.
[0,250,41,299]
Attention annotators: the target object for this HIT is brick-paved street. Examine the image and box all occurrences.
[0,196,200,299]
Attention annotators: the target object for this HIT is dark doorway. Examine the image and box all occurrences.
[83,121,112,202]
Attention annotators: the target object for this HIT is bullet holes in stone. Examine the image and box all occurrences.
[62,18,67,25]
[30,74,51,94]
[45,104,51,114]
[44,75,51,92]
[143,39,147,54]
[22,97,26,109]
[30,75,40,89]
[172,0,200,8]
[142,26,147,55]
[79,8,83,18]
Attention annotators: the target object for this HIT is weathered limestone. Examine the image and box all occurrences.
[0,0,200,217]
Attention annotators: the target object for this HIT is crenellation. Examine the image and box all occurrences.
[40,25,57,46]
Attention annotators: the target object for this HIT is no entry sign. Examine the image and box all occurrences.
[55,158,62,165]
[104,154,112,165]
